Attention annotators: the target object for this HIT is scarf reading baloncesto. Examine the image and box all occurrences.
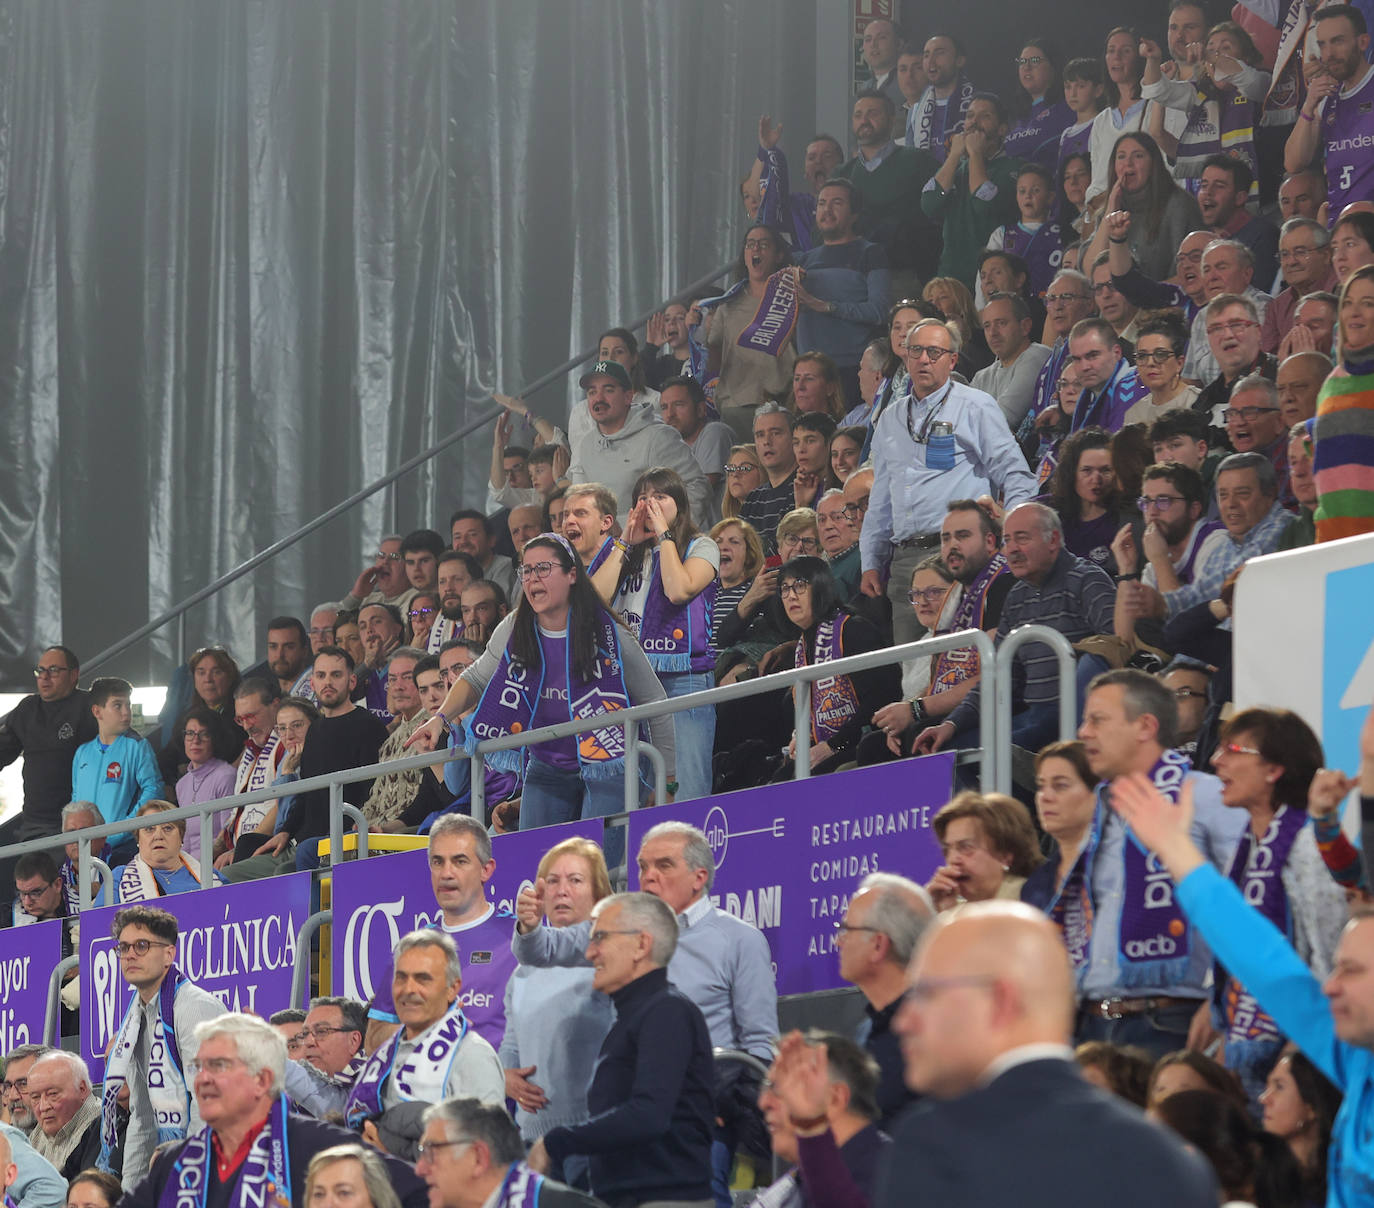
[99,968,192,1174]
[344,1006,470,1127]
[465,607,633,781]
[1214,805,1307,1044]
[157,1091,291,1208]
[118,853,203,902]
[794,613,861,744]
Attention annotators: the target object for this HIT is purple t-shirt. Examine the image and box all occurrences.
[1063,510,1122,575]
[1057,119,1093,168]
[531,628,579,770]
[1321,68,1374,221]
[365,904,519,1051]
[1000,221,1064,297]
[1004,99,1076,168]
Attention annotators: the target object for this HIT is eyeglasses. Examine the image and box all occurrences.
[907,586,947,603]
[906,344,952,361]
[778,579,810,597]
[1222,405,1279,422]
[374,550,402,562]
[742,238,774,251]
[724,463,760,476]
[15,881,57,902]
[1135,349,1178,365]
[517,560,560,582]
[1176,249,1205,265]
[300,1024,353,1040]
[840,501,869,519]
[1044,292,1091,305]
[781,536,819,553]
[1171,687,1208,699]
[416,1137,473,1162]
[116,939,174,957]
[1205,319,1258,336]
[1278,246,1320,263]
[1217,741,1261,756]
[183,727,213,742]
[234,709,262,728]
[1013,55,1046,66]
[274,718,310,736]
[0,1079,27,1094]
[1137,494,1184,512]
[187,1057,245,1078]
[907,974,997,1003]
[588,928,643,945]
[32,664,71,678]
[407,607,435,620]
[1091,281,1119,294]
[833,921,881,934]
[308,626,334,638]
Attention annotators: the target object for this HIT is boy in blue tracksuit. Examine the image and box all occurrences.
[70,677,163,868]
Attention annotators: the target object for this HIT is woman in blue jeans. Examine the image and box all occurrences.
[409,533,676,845]
[592,466,718,801]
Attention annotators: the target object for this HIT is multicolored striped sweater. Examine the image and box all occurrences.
[1314,367,1374,543]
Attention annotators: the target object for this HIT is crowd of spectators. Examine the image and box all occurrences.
[7,4,1374,1205]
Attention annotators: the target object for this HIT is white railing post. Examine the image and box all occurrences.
[793,679,813,779]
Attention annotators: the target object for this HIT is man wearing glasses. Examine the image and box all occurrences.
[1020,269,1096,442]
[122,1013,428,1208]
[861,317,1036,645]
[1223,376,1300,511]
[1192,293,1278,441]
[100,905,226,1187]
[338,534,418,616]
[282,996,368,1119]
[417,1098,604,1208]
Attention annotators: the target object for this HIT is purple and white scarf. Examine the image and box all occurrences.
[795,613,861,743]
[465,606,631,781]
[1046,802,1103,971]
[159,1091,291,1208]
[118,853,202,902]
[495,1163,547,1208]
[930,555,1007,692]
[99,968,190,1173]
[1215,806,1307,1044]
[427,616,464,654]
[629,547,718,673]
[1263,0,1320,127]
[914,75,975,159]
[345,1006,469,1126]
[1115,749,1195,987]
[736,270,799,358]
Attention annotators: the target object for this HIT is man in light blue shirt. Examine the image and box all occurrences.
[860,317,1036,644]
[1073,669,1245,1059]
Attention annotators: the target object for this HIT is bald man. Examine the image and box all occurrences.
[876,903,1216,1208]
[507,504,543,554]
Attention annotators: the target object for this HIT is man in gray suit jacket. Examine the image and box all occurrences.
[876,902,1217,1208]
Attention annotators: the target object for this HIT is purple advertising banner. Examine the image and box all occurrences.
[80,872,314,1080]
[0,919,63,1050]
[332,818,603,1004]
[628,754,955,995]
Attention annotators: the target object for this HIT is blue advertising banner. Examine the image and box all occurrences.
[0,919,63,1049]
[627,754,955,995]
[80,873,313,1079]
[332,818,604,1003]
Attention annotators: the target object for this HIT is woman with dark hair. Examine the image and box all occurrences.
[926,791,1044,910]
[774,556,898,776]
[1046,427,1136,573]
[1331,212,1374,286]
[1154,1090,1304,1208]
[706,223,797,439]
[173,704,239,863]
[1057,58,1106,170]
[1005,39,1076,168]
[1124,309,1198,426]
[829,426,865,482]
[158,646,246,784]
[1074,1041,1153,1107]
[1090,132,1205,281]
[593,467,719,803]
[1147,1050,1250,1117]
[1022,741,1100,922]
[66,1171,124,1208]
[1057,151,1094,239]
[1206,707,1348,1107]
[1260,1049,1342,1206]
[1314,262,1374,541]
[408,533,675,844]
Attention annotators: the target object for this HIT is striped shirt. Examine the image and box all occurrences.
[738,472,798,556]
[1314,368,1374,543]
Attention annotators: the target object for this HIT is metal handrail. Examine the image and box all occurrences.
[992,624,1079,795]
[44,955,79,1047]
[291,910,332,1010]
[79,258,737,677]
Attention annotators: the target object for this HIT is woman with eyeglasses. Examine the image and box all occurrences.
[927,791,1044,911]
[303,1143,402,1208]
[405,591,440,649]
[592,467,718,803]
[774,557,899,776]
[856,556,965,765]
[407,533,674,845]
[1005,40,1076,169]
[707,223,797,440]
[259,695,319,846]
[173,705,238,863]
[117,800,223,901]
[1123,309,1199,427]
[1044,427,1136,574]
[720,444,765,522]
[503,837,615,1177]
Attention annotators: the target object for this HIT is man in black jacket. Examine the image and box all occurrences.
[419,1099,606,1208]
[876,902,1217,1208]
[527,893,714,1208]
[121,1013,428,1208]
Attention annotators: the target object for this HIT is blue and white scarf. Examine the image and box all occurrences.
[345,1006,469,1127]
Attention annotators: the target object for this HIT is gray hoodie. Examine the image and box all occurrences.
[567,409,712,526]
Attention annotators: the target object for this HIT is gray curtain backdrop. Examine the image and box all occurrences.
[0,0,817,688]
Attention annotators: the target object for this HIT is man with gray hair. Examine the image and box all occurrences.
[862,317,1037,644]
[283,996,368,1119]
[916,501,1115,756]
[418,1098,604,1208]
[1192,290,1278,440]
[835,874,936,1127]
[122,1013,430,1208]
[346,930,505,1158]
[1222,375,1299,511]
[1261,217,1336,352]
[1181,239,1271,386]
[25,1050,100,1180]
[516,821,776,1204]
[0,1045,51,1134]
[526,893,715,1208]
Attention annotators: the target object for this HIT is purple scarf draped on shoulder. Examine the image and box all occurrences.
[795,613,861,743]
[1046,802,1103,972]
[1214,805,1307,1044]
[637,546,718,673]
[930,555,1007,692]
[464,607,631,781]
[1115,750,1195,988]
